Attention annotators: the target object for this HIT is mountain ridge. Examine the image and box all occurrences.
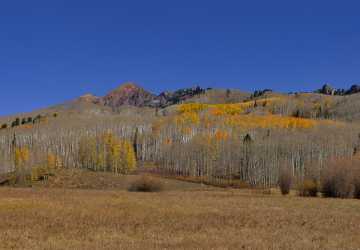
[3,82,360,126]
[78,82,207,109]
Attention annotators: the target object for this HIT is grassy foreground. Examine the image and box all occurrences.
[1,184,360,250]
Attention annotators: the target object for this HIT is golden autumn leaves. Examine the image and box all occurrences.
[11,132,137,185]
[174,100,337,129]
[78,132,136,174]
[153,98,343,149]
[13,147,62,184]
[14,147,30,168]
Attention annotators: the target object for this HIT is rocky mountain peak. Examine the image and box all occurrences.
[75,83,206,109]
[100,82,156,108]
[112,82,141,92]
[78,94,100,103]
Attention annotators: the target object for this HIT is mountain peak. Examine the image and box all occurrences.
[75,82,207,109]
[101,82,156,108]
[78,93,100,103]
[113,82,142,92]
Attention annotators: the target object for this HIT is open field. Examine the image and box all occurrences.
[30,168,203,191]
[1,184,360,250]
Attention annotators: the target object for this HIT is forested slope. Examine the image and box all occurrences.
[1,83,360,188]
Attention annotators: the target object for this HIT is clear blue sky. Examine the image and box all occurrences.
[1,0,360,115]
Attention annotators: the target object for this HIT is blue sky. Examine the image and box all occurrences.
[1,0,360,115]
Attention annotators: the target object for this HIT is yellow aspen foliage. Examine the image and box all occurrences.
[55,156,63,169]
[47,153,57,170]
[46,152,62,174]
[202,115,212,128]
[209,107,225,116]
[29,152,62,183]
[214,130,229,141]
[152,119,164,135]
[175,112,200,125]
[31,163,53,182]
[210,104,248,115]
[96,150,106,171]
[31,167,40,182]
[195,132,219,162]
[224,114,316,129]
[21,124,33,129]
[79,136,98,170]
[164,138,173,145]
[14,147,30,168]
[178,103,207,113]
[109,139,122,173]
[123,140,136,172]
[177,98,281,116]
[78,133,137,174]
[174,101,319,131]
[12,146,31,185]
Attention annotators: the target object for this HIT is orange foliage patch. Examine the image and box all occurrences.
[175,112,200,125]
[158,98,342,132]
[214,130,229,141]
[21,124,33,129]
[178,98,281,116]
[224,114,316,129]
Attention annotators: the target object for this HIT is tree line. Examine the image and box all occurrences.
[0,101,359,189]
[0,113,58,130]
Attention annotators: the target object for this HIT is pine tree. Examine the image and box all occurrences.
[11,118,20,127]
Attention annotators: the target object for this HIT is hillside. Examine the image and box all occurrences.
[1,81,360,250]
[1,82,360,188]
[328,92,360,122]
[0,83,210,125]
[3,82,360,127]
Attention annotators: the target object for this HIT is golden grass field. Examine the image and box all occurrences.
[0,173,360,250]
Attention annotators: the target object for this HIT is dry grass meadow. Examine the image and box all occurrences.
[1,174,360,250]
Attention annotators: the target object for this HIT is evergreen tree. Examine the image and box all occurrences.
[11,118,20,127]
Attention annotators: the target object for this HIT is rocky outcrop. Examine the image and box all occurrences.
[346,84,360,95]
[78,94,100,103]
[315,84,360,96]
[100,83,156,108]
[78,82,206,109]
[316,84,335,95]
[157,86,205,107]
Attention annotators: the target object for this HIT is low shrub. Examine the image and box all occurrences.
[279,168,292,195]
[7,170,32,187]
[298,179,318,197]
[353,174,360,199]
[31,165,52,182]
[321,160,353,198]
[128,175,163,192]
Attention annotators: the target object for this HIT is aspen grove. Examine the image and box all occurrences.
[1,95,359,188]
